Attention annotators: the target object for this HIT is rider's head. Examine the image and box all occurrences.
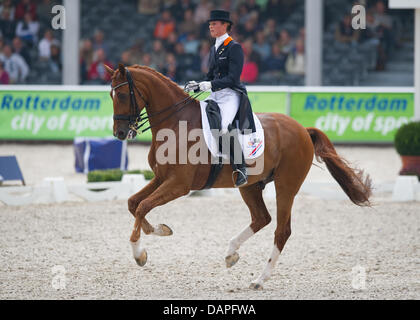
[208,10,232,38]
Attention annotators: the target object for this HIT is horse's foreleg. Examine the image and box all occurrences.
[130,179,190,267]
[225,183,271,268]
[128,177,169,235]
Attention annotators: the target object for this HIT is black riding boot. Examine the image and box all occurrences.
[228,125,248,188]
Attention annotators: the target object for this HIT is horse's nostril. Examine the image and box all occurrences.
[117,130,126,139]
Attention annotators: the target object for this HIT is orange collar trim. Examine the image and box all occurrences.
[223,36,233,46]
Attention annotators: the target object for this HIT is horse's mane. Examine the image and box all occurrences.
[129,65,191,99]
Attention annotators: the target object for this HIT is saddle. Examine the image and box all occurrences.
[200,99,264,189]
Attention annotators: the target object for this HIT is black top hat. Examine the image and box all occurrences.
[208,10,233,24]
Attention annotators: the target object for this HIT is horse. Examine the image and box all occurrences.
[104,64,372,290]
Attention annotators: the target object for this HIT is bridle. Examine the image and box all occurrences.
[111,67,204,135]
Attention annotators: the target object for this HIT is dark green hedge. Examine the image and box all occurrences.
[87,169,155,182]
[394,121,420,156]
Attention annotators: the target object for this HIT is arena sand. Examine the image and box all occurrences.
[0,143,418,299]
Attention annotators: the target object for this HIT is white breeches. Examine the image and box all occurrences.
[208,88,240,131]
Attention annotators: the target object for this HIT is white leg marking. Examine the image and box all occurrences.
[226,226,255,256]
[130,239,144,259]
[251,245,280,289]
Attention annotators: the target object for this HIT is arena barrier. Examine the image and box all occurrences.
[0,85,415,143]
[0,174,418,206]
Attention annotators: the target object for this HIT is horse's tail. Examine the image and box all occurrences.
[306,127,372,207]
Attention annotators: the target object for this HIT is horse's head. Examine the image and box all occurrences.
[106,63,147,140]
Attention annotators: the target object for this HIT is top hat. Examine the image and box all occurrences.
[208,10,233,24]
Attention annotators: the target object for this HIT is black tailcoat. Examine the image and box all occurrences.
[204,37,256,133]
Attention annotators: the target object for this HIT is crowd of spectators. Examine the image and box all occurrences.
[334,0,396,71]
[80,0,306,85]
[0,0,62,84]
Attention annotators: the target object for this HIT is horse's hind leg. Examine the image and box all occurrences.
[225,183,271,268]
[249,182,294,290]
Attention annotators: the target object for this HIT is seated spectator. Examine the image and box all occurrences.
[127,39,144,65]
[278,29,294,55]
[363,11,387,71]
[141,53,154,68]
[240,55,259,84]
[0,0,15,21]
[263,0,283,21]
[174,42,195,81]
[183,32,200,55]
[87,48,113,84]
[262,43,286,76]
[193,0,212,25]
[238,16,258,39]
[119,50,131,66]
[246,0,261,15]
[15,0,37,21]
[80,38,93,83]
[373,0,394,56]
[48,43,61,73]
[335,14,359,44]
[0,8,16,41]
[38,29,59,60]
[162,52,179,81]
[171,0,196,22]
[150,39,167,71]
[137,0,161,15]
[237,3,251,25]
[16,12,39,47]
[0,44,29,83]
[178,8,198,39]
[12,36,30,66]
[92,29,109,55]
[285,38,305,75]
[262,18,277,44]
[253,31,270,60]
[164,32,178,53]
[199,40,210,74]
[154,10,175,40]
[373,0,393,30]
[241,38,261,68]
[37,0,60,26]
[0,60,9,84]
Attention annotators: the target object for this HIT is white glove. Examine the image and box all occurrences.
[199,81,212,91]
[185,80,199,92]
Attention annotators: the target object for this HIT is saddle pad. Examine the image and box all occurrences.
[200,100,264,160]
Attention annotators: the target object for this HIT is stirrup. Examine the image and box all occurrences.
[232,168,248,188]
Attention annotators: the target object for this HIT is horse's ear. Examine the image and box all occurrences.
[104,64,114,76]
[118,63,126,77]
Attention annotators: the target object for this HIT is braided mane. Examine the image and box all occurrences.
[129,65,191,98]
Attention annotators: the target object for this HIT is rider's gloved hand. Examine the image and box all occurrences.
[199,81,212,92]
[185,80,199,92]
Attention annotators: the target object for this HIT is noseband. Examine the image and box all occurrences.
[111,67,204,135]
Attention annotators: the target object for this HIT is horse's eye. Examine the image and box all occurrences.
[117,92,128,101]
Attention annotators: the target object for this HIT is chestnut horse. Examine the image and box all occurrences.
[105,64,372,290]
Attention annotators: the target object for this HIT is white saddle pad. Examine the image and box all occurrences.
[200,100,264,160]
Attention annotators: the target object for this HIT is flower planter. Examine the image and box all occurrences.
[399,155,420,179]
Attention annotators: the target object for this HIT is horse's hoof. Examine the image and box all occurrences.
[249,282,263,290]
[157,224,173,236]
[225,252,240,268]
[134,249,147,267]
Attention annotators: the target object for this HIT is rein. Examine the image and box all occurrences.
[111,67,204,134]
